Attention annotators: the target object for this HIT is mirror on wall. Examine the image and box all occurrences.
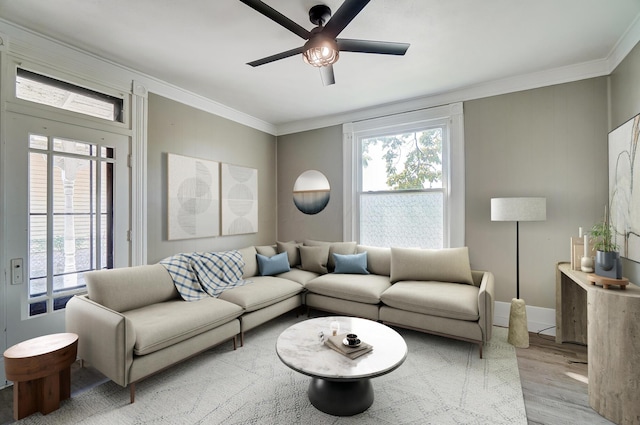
[293,170,330,215]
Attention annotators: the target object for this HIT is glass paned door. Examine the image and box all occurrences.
[4,113,130,374]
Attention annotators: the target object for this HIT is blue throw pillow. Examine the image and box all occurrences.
[333,252,369,274]
[256,252,290,276]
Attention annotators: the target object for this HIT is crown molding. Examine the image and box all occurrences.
[607,13,640,72]
[275,58,611,136]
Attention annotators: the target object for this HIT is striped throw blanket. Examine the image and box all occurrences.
[160,250,250,301]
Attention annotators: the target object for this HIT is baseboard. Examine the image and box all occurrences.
[494,301,556,336]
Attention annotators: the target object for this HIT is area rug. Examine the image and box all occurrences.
[16,313,526,424]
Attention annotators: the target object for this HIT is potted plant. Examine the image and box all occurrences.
[590,206,622,278]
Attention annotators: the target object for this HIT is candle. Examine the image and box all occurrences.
[584,234,589,257]
[579,227,583,237]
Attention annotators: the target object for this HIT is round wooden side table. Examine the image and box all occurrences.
[3,333,78,420]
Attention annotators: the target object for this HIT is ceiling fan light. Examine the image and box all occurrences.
[302,38,339,67]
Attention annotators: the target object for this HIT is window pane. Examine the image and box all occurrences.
[53,138,96,157]
[359,191,443,248]
[16,68,123,122]
[29,301,47,317]
[29,152,47,214]
[29,134,48,150]
[362,128,443,191]
[53,273,85,293]
[29,215,47,279]
[53,295,74,311]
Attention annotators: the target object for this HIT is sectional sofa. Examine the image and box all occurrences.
[66,241,494,402]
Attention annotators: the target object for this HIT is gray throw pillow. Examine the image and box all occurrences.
[277,241,301,267]
[299,245,330,274]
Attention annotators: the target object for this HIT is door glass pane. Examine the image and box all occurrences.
[29,134,48,150]
[29,151,47,298]
[28,134,115,315]
[53,138,96,156]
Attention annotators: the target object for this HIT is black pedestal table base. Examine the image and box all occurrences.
[307,377,374,416]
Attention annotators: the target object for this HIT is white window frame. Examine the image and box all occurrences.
[343,102,465,248]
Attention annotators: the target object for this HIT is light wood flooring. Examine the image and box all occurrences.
[0,329,616,424]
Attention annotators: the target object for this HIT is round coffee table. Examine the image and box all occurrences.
[276,316,407,416]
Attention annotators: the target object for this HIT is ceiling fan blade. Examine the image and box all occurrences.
[322,0,371,39]
[248,46,305,67]
[320,65,335,86]
[239,0,311,39]
[337,38,410,55]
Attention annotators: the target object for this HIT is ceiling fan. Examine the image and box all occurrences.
[239,0,410,86]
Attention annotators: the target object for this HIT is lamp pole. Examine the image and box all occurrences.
[516,221,520,299]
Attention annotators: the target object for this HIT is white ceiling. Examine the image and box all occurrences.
[0,0,639,132]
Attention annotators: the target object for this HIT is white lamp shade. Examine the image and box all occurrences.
[491,197,546,222]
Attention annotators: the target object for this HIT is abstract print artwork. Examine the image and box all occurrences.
[167,154,219,240]
[609,113,640,263]
[221,163,258,235]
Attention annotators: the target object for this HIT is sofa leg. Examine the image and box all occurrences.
[80,359,85,368]
[130,383,136,404]
[240,332,244,347]
[232,336,237,350]
[478,343,483,359]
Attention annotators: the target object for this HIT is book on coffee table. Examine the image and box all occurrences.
[325,333,373,359]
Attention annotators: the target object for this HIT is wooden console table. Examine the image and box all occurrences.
[556,263,640,425]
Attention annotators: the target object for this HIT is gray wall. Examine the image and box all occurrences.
[465,78,609,308]
[609,42,640,286]
[147,93,277,263]
[277,125,344,242]
[277,78,610,309]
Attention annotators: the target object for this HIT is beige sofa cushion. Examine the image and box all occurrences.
[218,276,303,312]
[238,246,258,278]
[277,241,302,267]
[305,273,391,304]
[304,240,357,271]
[390,247,474,285]
[381,281,479,321]
[124,297,243,355]
[86,264,178,312]
[277,268,320,285]
[357,245,391,276]
[255,245,277,257]
[299,245,330,274]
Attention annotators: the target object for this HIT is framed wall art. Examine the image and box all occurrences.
[608,113,640,263]
[167,153,220,240]
[221,163,258,235]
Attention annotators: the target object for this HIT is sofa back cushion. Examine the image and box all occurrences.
[299,245,330,274]
[303,240,357,271]
[238,246,259,278]
[86,264,178,312]
[390,247,474,285]
[276,241,302,267]
[357,245,391,276]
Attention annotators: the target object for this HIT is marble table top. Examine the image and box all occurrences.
[276,316,407,380]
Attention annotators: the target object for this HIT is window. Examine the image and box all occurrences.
[344,103,465,248]
[16,68,124,122]
[28,135,115,316]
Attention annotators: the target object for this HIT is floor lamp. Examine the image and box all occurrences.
[491,197,547,348]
